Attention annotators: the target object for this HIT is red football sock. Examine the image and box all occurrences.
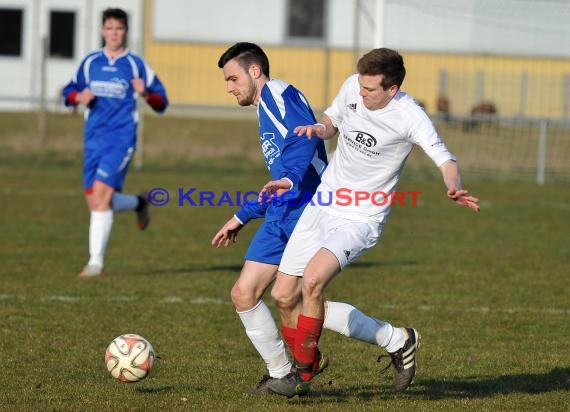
[294,314,324,381]
[281,325,296,355]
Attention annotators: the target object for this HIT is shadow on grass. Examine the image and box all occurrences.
[125,264,244,276]
[411,367,570,399]
[287,368,569,403]
[136,384,175,393]
[127,260,420,277]
[350,260,420,268]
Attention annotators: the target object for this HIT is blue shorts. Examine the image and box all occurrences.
[83,145,135,191]
[244,219,299,265]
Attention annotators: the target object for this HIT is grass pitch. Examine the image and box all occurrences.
[0,112,569,411]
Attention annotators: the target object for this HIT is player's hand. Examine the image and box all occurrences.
[294,123,326,139]
[131,78,145,95]
[258,178,291,203]
[447,187,480,212]
[211,216,244,248]
[76,89,95,105]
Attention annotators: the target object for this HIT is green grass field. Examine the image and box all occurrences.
[1,112,569,411]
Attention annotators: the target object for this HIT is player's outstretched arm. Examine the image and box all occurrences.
[439,160,480,212]
[211,216,244,248]
[257,178,292,203]
[293,115,337,140]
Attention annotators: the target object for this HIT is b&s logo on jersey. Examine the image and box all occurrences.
[261,133,281,168]
[344,130,380,158]
[351,131,377,148]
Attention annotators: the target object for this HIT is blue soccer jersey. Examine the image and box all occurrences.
[62,49,168,149]
[236,79,328,224]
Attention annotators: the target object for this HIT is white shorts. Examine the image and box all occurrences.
[278,205,383,277]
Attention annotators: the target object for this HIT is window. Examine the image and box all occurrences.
[49,11,75,58]
[0,9,23,56]
[287,0,326,41]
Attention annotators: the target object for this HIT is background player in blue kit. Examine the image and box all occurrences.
[213,43,413,395]
[62,8,168,278]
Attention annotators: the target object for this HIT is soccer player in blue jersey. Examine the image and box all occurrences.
[62,8,168,278]
[213,43,412,395]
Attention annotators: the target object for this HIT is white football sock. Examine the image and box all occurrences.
[112,192,139,212]
[237,300,291,378]
[88,210,113,267]
[323,300,406,352]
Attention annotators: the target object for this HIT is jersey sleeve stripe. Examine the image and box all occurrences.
[259,99,288,138]
[143,61,156,87]
[311,152,327,176]
[82,53,101,84]
[266,80,289,118]
[126,55,140,79]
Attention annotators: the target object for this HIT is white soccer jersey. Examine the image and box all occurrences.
[317,74,456,223]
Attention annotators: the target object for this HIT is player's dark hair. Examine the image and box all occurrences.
[102,8,128,30]
[357,48,405,89]
[218,42,270,77]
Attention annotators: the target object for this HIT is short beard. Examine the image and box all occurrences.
[237,78,256,106]
[238,96,253,106]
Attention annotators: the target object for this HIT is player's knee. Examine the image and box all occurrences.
[271,287,296,311]
[302,275,324,300]
[89,194,112,211]
[230,284,256,310]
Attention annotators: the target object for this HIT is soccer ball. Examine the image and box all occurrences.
[105,334,155,382]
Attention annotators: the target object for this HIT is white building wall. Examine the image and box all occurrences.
[328,0,365,48]
[153,0,286,44]
[151,0,570,57]
[1,0,569,110]
[383,0,570,57]
[151,0,376,48]
[0,0,143,110]
[1,0,35,109]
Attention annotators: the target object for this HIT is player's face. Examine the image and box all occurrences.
[222,59,257,107]
[358,74,398,110]
[101,18,127,52]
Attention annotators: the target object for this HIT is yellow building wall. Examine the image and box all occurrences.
[144,1,570,118]
[403,53,570,118]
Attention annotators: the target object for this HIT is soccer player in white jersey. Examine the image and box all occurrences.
[213,43,423,395]
[62,8,168,278]
[262,48,480,397]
